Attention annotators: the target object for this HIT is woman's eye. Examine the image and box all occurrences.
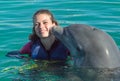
[35,23,40,27]
[43,22,48,24]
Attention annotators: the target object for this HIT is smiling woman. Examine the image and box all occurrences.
[6,9,70,60]
[33,9,57,38]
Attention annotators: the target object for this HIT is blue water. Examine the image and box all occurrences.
[0,0,120,81]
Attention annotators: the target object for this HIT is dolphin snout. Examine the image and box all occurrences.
[52,26,64,37]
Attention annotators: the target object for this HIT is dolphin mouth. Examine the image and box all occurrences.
[52,26,64,37]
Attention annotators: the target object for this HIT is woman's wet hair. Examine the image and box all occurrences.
[29,9,58,42]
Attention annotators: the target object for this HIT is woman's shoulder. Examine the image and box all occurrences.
[26,41,33,45]
[20,41,33,54]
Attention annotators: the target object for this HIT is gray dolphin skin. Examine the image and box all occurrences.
[52,24,120,68]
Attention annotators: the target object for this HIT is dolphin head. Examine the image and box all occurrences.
[52,24,120,68]
[52,26,63,39]
[52,26,85,67]
[52,26,84,57]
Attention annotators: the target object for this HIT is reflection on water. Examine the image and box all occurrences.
[1,58,120,81]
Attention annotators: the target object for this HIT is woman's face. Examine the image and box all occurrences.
[34,14,56,38]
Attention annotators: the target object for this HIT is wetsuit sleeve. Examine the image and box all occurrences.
[20,42,32,54]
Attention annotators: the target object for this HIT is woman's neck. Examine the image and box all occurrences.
[40,34,55,51]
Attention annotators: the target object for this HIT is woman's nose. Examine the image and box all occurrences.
[39,23,45,29]
[35,22,44,29]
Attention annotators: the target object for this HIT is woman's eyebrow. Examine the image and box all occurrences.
[42,19,49,22]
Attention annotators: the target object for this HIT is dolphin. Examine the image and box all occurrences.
[52,24,120,68]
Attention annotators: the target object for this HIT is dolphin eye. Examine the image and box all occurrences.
[76,46,85,57]
[76,45,85,56]
[76,44,82,51]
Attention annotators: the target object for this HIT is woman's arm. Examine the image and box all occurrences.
[20,42,32,54]
[6,42,32,59]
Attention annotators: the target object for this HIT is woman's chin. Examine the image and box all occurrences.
[40,34,49,38]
